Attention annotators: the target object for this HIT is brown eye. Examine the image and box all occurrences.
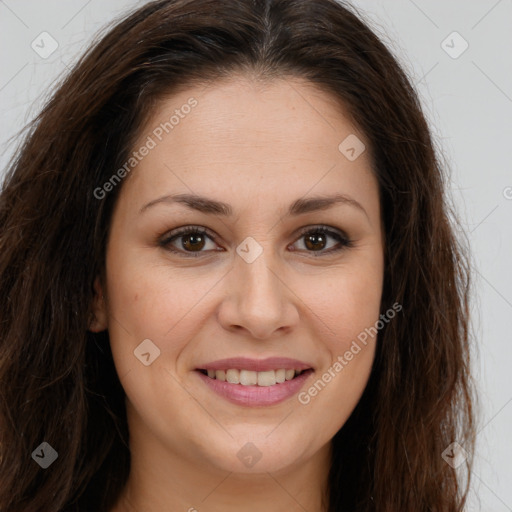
[160,227,218,257]
[304,232,328,251]
[181,232,206,251]
[291,226,352,256]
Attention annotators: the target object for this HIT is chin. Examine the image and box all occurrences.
[195,429,311,475]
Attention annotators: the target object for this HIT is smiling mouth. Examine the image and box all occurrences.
[197,368,313,387]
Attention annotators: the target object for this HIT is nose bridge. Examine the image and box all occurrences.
[217,236,299,338]
[235,239,282,308]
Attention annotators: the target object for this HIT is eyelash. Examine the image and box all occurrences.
[159,225,353,258]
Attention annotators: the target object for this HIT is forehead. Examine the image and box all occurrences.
[120,76,378,222]
[142,75,361,156]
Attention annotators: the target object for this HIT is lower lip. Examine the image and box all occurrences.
[195,370,314,407]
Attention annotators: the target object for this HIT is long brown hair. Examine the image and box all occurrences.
[0,0,477,510]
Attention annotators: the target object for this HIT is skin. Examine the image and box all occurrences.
[91,75,384,512]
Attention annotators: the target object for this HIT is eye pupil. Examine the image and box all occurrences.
[305,232,326,251]
[183,234,205,251]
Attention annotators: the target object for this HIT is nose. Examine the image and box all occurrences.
[216,247,300,340]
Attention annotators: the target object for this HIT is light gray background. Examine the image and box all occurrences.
[0,0,511,509]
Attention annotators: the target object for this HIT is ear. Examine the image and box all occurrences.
[88,276,108,332]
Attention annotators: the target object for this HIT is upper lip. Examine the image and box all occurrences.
[197,357,313,372]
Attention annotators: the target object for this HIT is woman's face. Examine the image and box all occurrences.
[94,76,384,476]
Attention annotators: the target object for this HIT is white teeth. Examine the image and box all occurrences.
[205,368,308,386]
[240,370,258,386]
[275,369,286,383]
[226,369,240,384]
[257,370,276,387]
[285,369,295,381]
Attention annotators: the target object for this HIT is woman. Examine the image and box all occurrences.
[0,0,477,510]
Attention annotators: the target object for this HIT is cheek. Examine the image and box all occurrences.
[104,249,219,362]
[292,253,382,418]
[294,270,381,435]
[302,258,383,349]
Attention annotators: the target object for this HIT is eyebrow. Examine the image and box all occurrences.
[139,192,368,218]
